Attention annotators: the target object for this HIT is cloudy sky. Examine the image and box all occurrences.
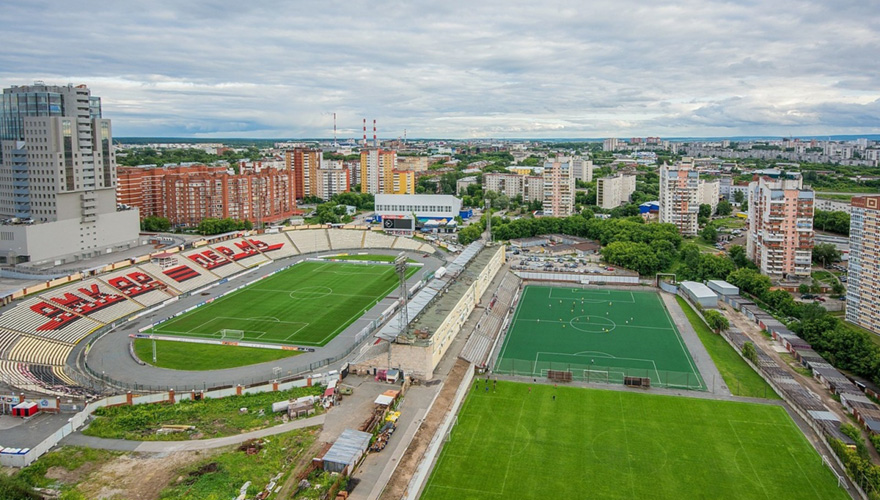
[3,0,879,139]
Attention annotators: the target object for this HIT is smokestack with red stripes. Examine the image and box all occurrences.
[362,118,367,147]
[373,119,377,147]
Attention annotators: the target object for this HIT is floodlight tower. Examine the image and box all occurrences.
[485,199,492,243]
[395,252,410,335]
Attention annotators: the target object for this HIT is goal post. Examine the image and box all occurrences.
[220,329,245,341]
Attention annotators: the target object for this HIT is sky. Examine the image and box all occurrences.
[3,0,880,139]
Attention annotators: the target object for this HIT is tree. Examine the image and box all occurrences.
[728,245,752,269]
[810,278,823,295]
[742,342,758,365]
[741,199,748,212]
[831,281,846,296]
[140,216,171,232]
[704,310,730,333]
[698,204,712,220]
[701,225,718,243]
[798,283,810,295]
[814,210,850,236]
[812,243,842,267]
[733,191,745,204]
[715,199,732,216]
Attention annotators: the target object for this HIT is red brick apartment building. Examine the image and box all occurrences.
[117,164,297,227]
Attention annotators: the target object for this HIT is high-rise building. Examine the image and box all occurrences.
[0,83,139,264]
[698,179,721,213]
[603,138,619,152]
[659,162,700,235]
[570,156,593,183]
[285,147,321,199]
[542,159,575,217]
[482,173,543,203]
[846,195,880,335]
[316,167,350,200]
[117,164,296,227]
[359,148,394,194]
[596,174,636,209]
[746,175,814,278]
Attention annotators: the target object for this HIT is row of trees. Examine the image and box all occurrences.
[196,218,252,235]
[814,209,850,236]
[140,216,171,232]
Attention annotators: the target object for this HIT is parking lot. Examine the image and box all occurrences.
[507,251,630,277]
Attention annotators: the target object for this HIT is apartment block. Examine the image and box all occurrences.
[746,176,814,278]
[284,147,321,199]
[570,156,593,183]
[603,138,619,152]
[316,167,350,200]
[0,83,139,264]
[359,148,411,194]
[118,164,296,227]
[659,163,700,235]
[596,174,636,209]
[482,172,543,202]
[846,196,880,335]
[542,159,575,217]
[698,179,721,213]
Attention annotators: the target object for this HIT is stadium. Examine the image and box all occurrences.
[0,231,865,499]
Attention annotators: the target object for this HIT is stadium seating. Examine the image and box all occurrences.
[210,238,269,268]
[362,230,397,249]
[139,261,217,293]
[391,236,424,251]
[100,269,176,307]
[182,247,243,277]
[0,328,20,358]
[327,229,366,250]
[38,280,143,325]
[7,336,72,366]
[287,229,331,254]
[0,296,102,344]
[251,233,300,259]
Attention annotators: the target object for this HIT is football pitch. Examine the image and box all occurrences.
[151,261,417,346]
[496,286,704,389]
[421,383,849,500]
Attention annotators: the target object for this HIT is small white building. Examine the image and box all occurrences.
[706,280,739,296]
[680,281,719,309]
[374,194,462,221]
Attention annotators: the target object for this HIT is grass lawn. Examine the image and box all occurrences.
[421,383,848,500]
[152,260,416,346]
[497,287,704,390]
[134,339,302,371]
[83,385,323,440]
[324,254,418,262]
[158,428,319,499]
[714,217,747,229]
[675,297,779,399]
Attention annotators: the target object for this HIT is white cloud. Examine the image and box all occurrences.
[1,0,879,138]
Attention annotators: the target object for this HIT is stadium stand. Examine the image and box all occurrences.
[0,328,21,358]
[7,336,72,366]
[182,247,243,277]
[246,234,299,259]
[362,230,396,249]
[327,229,366,250]
[210,238,270,268]
[0,360,34,389]
[100,269,175,307]
[38,280,143,325]
[391,236,424,251]
[288,229,330,254]
[0,296,102,344]
[460,273,520,366]
[139,261,217,293]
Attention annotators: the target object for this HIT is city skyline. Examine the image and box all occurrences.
[3,1,879,139]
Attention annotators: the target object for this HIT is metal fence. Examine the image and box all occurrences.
[493,358,705,391]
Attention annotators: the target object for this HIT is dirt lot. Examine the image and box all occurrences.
[378,358,469,500]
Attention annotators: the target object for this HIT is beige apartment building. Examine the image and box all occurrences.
[596,174,636,209]
[846,195,880,335]
[746,175,814,278]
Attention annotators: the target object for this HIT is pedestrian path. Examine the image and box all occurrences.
[59,413,325,452]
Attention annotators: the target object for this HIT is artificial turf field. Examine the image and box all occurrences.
[151,261,416,346]
[496,286,705,389]
[420,383,849,500]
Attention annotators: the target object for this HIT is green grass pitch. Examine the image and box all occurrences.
[421,383,849,500]
[496,286,705,389]
[151,261,417,346]
[133,339,302,370]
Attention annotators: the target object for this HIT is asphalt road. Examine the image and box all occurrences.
[78,249,446,392]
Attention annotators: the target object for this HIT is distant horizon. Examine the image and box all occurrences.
[114,134,880,144]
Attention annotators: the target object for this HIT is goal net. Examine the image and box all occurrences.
[220,329,245,341]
